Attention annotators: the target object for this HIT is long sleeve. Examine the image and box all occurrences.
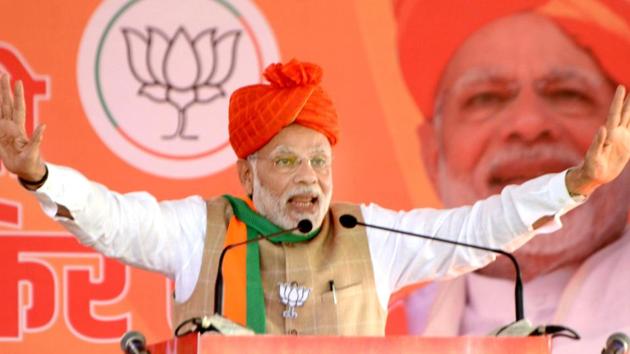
[31,163,207,301]
[31,164,584,307]
[363,170,584,309]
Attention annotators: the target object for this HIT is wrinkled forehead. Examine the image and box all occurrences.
[444,66,608,94]
[437,13,609,99]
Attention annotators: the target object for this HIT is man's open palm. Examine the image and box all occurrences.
[0,73,46,181]
[583,86,630,186]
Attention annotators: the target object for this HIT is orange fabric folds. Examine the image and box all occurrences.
[222,215,248,326]
[228,59,339,158]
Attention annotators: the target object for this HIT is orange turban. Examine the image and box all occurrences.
[395,0,630,118]
[228,59,339,158]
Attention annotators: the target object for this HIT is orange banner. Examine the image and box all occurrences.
[0,1,436,352]
[1,1,628,353]
[147,333,552,354]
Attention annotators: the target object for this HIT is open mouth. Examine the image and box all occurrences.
[287,195,319,210]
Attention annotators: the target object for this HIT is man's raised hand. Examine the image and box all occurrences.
[0,73,46,182]
[567,85,630,196]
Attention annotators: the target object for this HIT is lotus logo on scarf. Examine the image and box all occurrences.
[122,27,239,140]
[279,282,311,319]
[77,0,279,179]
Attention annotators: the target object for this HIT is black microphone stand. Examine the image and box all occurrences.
[213,219,313,316]
[339,214,525,322]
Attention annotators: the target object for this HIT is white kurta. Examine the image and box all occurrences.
[32,163,581,311]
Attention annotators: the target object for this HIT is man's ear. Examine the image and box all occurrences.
[417,121,440,187]
[236,159,254,195]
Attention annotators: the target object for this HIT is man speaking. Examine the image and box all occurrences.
[0,59,628,335]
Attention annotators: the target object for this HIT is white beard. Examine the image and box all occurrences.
[251,169,332,231]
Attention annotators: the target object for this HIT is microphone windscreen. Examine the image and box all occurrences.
[297,219,313,233]
[339,214,358,228]
[120,330,146,352]
[607,332,630,349]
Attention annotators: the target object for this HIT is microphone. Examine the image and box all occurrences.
[603,332,630,354]
[338,214,526,322]
[120,330,148,354]
[213,219,313,316]
[174,219,313,337]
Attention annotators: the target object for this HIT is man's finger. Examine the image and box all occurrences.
[0,74,4,106]
[607,85,625,130]
[13,81,26,126]
[28,124,46,150]
[2,102,11,121]
[588,126,607,158]
[0,74,12,110]
[583,127,605,173]
[622,88,630,128]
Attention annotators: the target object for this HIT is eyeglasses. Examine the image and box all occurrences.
[254,154,332,173]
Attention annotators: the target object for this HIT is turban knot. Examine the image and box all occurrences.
[229,59,339,158]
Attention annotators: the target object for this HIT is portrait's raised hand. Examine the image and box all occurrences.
[0,73,46,182]
[567,85,630,197]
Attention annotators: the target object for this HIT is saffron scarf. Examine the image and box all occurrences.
[221,195,319,333]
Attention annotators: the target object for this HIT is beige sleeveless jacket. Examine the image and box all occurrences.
[173,197,385,335]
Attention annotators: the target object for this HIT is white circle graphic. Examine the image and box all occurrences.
[77,0,279,178]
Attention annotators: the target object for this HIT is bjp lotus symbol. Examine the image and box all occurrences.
[279,282,311,319]
[122,26,240,140]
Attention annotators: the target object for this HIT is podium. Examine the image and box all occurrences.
[147,333,552,354]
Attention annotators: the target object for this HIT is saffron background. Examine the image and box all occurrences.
[0,1,623,353]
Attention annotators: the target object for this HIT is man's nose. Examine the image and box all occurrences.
[499,91,560,144]
[292,159,318,185]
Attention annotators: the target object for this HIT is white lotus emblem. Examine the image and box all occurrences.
[279,282,311,319]
[122,26,240,140]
